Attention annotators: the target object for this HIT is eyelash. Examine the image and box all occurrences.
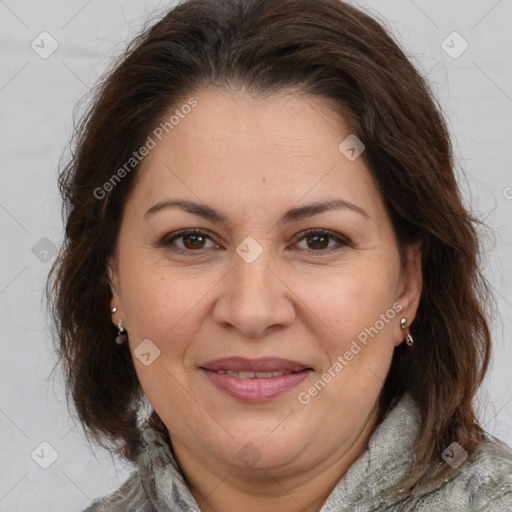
[157,228,351,256]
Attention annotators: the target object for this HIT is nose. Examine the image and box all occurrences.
[212,248,296,338]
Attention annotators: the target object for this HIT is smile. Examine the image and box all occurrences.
[199,357,313,401]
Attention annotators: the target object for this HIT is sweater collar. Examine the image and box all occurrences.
[320,392,420,510]
[137,392,421,511]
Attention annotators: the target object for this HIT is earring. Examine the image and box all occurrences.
[112,307,127,344]
[400,318,414,347]
[115,319,128,344]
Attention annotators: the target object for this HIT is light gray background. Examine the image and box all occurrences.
[1,0,511,510]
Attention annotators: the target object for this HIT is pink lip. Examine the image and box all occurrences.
[199,357,313,402]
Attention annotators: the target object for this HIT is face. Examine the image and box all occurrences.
[108,88,422,478]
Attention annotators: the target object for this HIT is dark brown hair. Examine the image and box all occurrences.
[47,0,493,494]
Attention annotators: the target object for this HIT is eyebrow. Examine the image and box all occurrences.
[144,198,369,223]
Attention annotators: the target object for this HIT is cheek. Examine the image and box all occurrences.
[120,268,212,410]
[121,265,200,341]
[302,264,398,345]
[120,261,236,368]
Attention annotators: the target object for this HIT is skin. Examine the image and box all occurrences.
[108,87,422,512]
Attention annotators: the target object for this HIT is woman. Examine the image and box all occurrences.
[47,0,512,510]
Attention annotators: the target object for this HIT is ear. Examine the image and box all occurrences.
[394,242,422,346]
[107,255,124,328]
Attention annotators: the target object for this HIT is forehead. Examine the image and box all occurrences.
[152,88,349,160]
[129,88,381,221]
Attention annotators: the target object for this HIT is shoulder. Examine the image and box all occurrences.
[460,437,512,510]
[404,437,512,512]
[80,470,152,512]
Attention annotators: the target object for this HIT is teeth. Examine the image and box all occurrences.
[238,371,255,379]
[255,372,273,378]
[217,370,293,379]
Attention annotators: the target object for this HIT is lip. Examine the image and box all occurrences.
[200,357,311,373]
[199,357,313,402]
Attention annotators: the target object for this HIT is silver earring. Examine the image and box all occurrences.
[400,318,414,347]
[115,319,127,344]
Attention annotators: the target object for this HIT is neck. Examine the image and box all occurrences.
[171,405,379,512]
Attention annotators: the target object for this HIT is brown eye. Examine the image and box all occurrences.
[181,233,207,250]
[305,233,330,250]
[294,229,350,254]
[158,229,218,253]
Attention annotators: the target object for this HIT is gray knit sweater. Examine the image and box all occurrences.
[83,393,512,511]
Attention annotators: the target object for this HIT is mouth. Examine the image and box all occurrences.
[200,356,312,373]
[199,357,313,401]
